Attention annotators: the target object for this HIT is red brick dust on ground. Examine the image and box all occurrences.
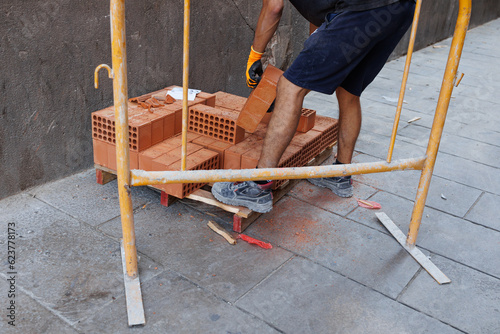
[248,196,345,253]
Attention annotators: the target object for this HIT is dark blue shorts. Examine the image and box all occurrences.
[283,0,415,96]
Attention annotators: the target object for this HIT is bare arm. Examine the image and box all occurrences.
[252,0,284,53]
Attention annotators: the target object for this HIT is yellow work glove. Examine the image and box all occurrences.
[246,46,264,88]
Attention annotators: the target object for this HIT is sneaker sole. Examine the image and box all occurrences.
[211,188,273,214]
[307,178,353,198]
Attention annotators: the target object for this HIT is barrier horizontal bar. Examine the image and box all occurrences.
[130,156,426,186]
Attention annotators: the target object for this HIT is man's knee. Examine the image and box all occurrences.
[336,86,360,104]
[277,75,309,99]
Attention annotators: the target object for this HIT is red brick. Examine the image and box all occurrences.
[93,139,108,167]
[278,144,302,168]
[192,135,216,147]
[197,92,217,107]
[128,113,152,151]
[166,143,204,161]
[297,108,316,133]
[165,94,176,104]
[174,109,183,134]
[261,112,272,125]
[240,139,264,169]
[107,142,117,171]
[186,132,202,142]
[151,152,181,171]
[130,151,139,169]
[158,148,219,198]
[138,136,184,171]
[290,130,324,165]
[188,104,245,144]
[237,65,283,132]
[207,140,232,168]
[92,107,115,144]
[214,91,247,111]
[312,116,339,150]
[162,112,176,140]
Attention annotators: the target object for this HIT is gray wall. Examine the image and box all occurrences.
[0,0,499,200]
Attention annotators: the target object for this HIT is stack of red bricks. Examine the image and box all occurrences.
[92,67,338,199]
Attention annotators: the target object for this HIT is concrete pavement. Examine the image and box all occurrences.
[1,18,499,334]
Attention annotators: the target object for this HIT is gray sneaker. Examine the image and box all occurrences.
[307,176,353,198]
[211,181,273,213]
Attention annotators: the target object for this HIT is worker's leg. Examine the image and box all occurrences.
[210,77,307,213]
[307,87,361,198]
[335,87,361,164]
[258,76,309,168]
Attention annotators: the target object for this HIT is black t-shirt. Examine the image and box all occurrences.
[289,0,402,26]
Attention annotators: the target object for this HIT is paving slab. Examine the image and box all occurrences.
[0,279,79,334]
[0,192,163,325]
[352,153,482,218]
[236,257,460,334]
[98,200,293,303]
[347,191,500,278]
[289,180,378,218]
[433,152,500,196]
[398,124,500,167]
[465,192,500,231]
[76,270,279,334]
[399,254,500,334]
[246,196,421,298]
[29,169,159,226]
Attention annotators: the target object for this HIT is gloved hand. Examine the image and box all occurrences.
[246,46,264,88]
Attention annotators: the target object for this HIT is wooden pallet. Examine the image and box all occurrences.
[95,144,334,233]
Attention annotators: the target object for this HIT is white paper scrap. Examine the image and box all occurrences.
[167,87,201,101]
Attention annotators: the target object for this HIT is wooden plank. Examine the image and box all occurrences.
[375,212,451,285]
[187,189,252,218]
[95,166,117,185]
[120,241,146,326]
[207,221,237,245]
[160,191,178,207]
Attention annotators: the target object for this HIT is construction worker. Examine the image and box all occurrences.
[212,0,416,213]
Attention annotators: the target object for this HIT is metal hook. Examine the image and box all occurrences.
[94,64,114,89]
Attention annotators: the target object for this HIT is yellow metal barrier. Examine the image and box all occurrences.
[96,0,472,325]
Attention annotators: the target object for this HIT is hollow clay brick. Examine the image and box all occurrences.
[240,139,264,169]
[197,92,217,107]
[163,112,176,140]
[158,148,220,198]
[129,115,152,151]
[214,91,247,112]
[130,151,139,169]
[260,112,272,125]
[107,142,117,171]
[296,108,317,133]
[151,152,182,171]
[139,141,178,171]
[312,116,339,150]
[166,143,204,161]
[192,135,216,147]
[207,140,232,168]
[188,104,245,144]
[223,134,261,169]
[92,107,116,144]
[237,65,283,132]
[93,139,108,167]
